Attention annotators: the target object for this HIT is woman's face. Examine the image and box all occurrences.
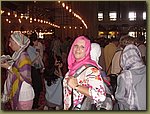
[73,39,86,61]
[33,40,38,46]
[9,38,20,51]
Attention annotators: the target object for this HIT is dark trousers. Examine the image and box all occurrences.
[31,67,43,109]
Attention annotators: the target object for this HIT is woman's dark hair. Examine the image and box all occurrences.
[29,32,38,46]
[43,53,61,86]
[55,55,63,63]
[138,35,145,42]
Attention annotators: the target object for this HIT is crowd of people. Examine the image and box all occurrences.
[1,31,146,110]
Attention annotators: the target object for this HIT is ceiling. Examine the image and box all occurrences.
[1,1,147,30]
[1,1,86,27]
[2,1,57,21]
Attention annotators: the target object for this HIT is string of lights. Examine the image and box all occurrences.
[1,9,60,28]
[58,1,88,29]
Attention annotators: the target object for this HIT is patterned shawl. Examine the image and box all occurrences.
[120,44,144,70]
[117,44,145,110]
[118,70,140,110]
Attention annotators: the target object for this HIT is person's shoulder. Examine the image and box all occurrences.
[21,51,28,55]
[20,51,30,58]
[118,70,131,78]
[85,65,99,75]
[38,41,43,46]
[19,51,31,62]
[28,45,35,50]
[138,44,146,48]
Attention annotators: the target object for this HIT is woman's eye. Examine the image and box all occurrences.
[80,45,85,49]
[74,45,78,47]
[74,45,84,48]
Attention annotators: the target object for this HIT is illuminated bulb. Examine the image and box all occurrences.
[69,9,72,12]
[62,3,65,7]
[66,6,68,10]
[15,14,17,17]
[8,12,10,15]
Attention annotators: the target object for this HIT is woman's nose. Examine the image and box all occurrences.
[76,46,82,51]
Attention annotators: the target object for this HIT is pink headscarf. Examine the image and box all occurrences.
[68,36,98,76]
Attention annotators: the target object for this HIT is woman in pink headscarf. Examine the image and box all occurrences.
[63,36,106,110]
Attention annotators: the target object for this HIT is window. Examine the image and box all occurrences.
[98,12,103,21]
[109,11,117,21]
[128,11,136,21]
[128,32,136,37]
[143,11,146,20]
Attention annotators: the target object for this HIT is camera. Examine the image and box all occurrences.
[57,61,61,64]
[1,55,14,64]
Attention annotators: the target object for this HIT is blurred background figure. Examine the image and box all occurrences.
[27,32,44,109]
[136,35,146,64]
[43,54,63,110]
[104,37,119,75]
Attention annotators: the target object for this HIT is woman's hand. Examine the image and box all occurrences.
[55,61,63,68]
[1,60,10,69]
[58,63,63,68]
[67,77,78,89]
[67,76,90,97]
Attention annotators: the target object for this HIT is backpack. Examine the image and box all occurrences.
[73,64,114,110]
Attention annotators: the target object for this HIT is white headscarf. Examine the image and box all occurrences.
[90,43,102,69]
[9,31,30,65]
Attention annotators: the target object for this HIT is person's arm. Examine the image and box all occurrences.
[54,60,63,77]
[68,67,106,102]
[86,67,106,102]
[115,76,125,100]
[115,75,130,109]
[1,60,11,70]
[57,65,63,77]
[67,77,90,97]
